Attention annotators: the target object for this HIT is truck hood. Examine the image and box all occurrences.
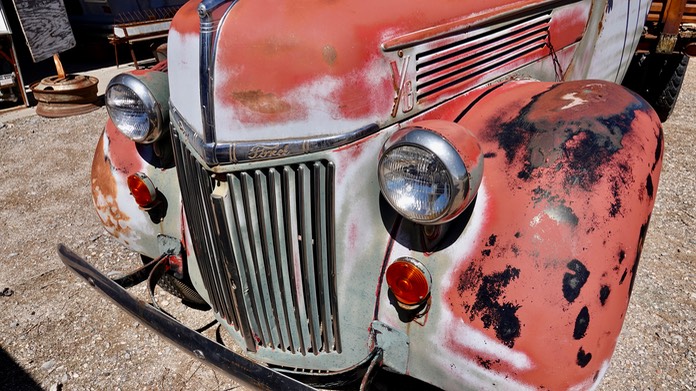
[168,0,589,144]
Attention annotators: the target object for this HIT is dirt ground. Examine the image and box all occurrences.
[0,64,694,390]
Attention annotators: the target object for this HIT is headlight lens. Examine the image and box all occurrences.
[379,145,453,223]
[379,123,482,225]
[106,84,153,142]
[105,73,168,144]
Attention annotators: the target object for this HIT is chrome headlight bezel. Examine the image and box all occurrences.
[378,127,471,225]
[105,72,169,144]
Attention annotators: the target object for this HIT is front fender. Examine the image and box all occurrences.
[91,120,182,258]
[379,80,663,390]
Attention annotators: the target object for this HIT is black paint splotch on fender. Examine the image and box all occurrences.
[574,306,590,339]
[435,79,663,389]
[457,264,522,348]
[564,259,590,303]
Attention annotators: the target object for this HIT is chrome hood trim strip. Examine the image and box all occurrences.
[172,107,380,166]
[198,0,239,163]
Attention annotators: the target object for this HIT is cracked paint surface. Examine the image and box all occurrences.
[426,80,663,389]
[90,121,161,256]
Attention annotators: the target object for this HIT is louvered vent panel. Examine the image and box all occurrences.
[416,12,552,100]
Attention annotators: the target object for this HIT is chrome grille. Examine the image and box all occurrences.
[416,12,552,100]
[172,132,340,355]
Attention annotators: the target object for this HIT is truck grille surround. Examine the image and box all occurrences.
[172,131,341,356]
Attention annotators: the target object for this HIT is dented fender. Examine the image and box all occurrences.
[91,120,183,258]
[378,80,663,390]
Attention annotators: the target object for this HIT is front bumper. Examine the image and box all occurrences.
[58,244,314,391]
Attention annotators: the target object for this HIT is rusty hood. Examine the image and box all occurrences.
[168,0,589,144]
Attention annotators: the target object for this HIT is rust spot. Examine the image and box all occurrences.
[490,81,648,193]
[476,357,500,370]
[91,134,116,205]
[91,133,131,238]
[563,259,589,303]
[458,264,522,348]
[531,187,579,226]
[577,347,592,368]
[609,180,622,217]
[599,285,611,306]
[93,187,133,239]
[629,221,650,295]
[562,130,614,190]
[573,306,590,339]
[231,90,292,114]
[619,268,628,284]
[322,45,337,66]
[486,234,497,246]
[653,130,664,171]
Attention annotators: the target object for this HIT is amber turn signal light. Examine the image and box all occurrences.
[386,257,431,305]
[127,172,157,208]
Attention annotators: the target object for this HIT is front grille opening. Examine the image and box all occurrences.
[172,131,341,357]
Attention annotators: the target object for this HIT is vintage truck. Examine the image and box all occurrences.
[59,0,665,389]
[623,0,695,121]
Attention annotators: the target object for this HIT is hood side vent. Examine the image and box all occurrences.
[415,12,552,101]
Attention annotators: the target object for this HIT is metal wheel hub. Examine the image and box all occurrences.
[30,74,100,118]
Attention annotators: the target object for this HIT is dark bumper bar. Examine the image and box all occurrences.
[57,244,314,391]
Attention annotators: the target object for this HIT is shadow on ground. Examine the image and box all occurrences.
[0,347,42,390]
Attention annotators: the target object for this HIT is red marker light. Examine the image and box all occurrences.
[127,173,157,208]
[386,258,431,305]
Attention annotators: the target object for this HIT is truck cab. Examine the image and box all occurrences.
[624,0,695,121]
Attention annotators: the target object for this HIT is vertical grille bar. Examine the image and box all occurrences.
[326,163,341,353]
[240,173,282,347]
[313,163,332,349]
[217,177,262,351]
[229,174,272,344]
[173,131,340,355]
[210,188,255,348]
[268,168,302,353]
[171,133,238,327]
[284,167,312,354]
[298,165,322,353]
[175,138,221,315]
[252,171,287,350]
[200,176,238,325]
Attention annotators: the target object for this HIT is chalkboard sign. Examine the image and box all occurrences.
[12,0,76,63]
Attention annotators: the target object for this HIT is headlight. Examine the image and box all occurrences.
[378,122,482,225]
[105,72,169,143]
[380,145,453,222]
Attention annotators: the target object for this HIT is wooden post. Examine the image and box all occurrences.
[53,53,66,79]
